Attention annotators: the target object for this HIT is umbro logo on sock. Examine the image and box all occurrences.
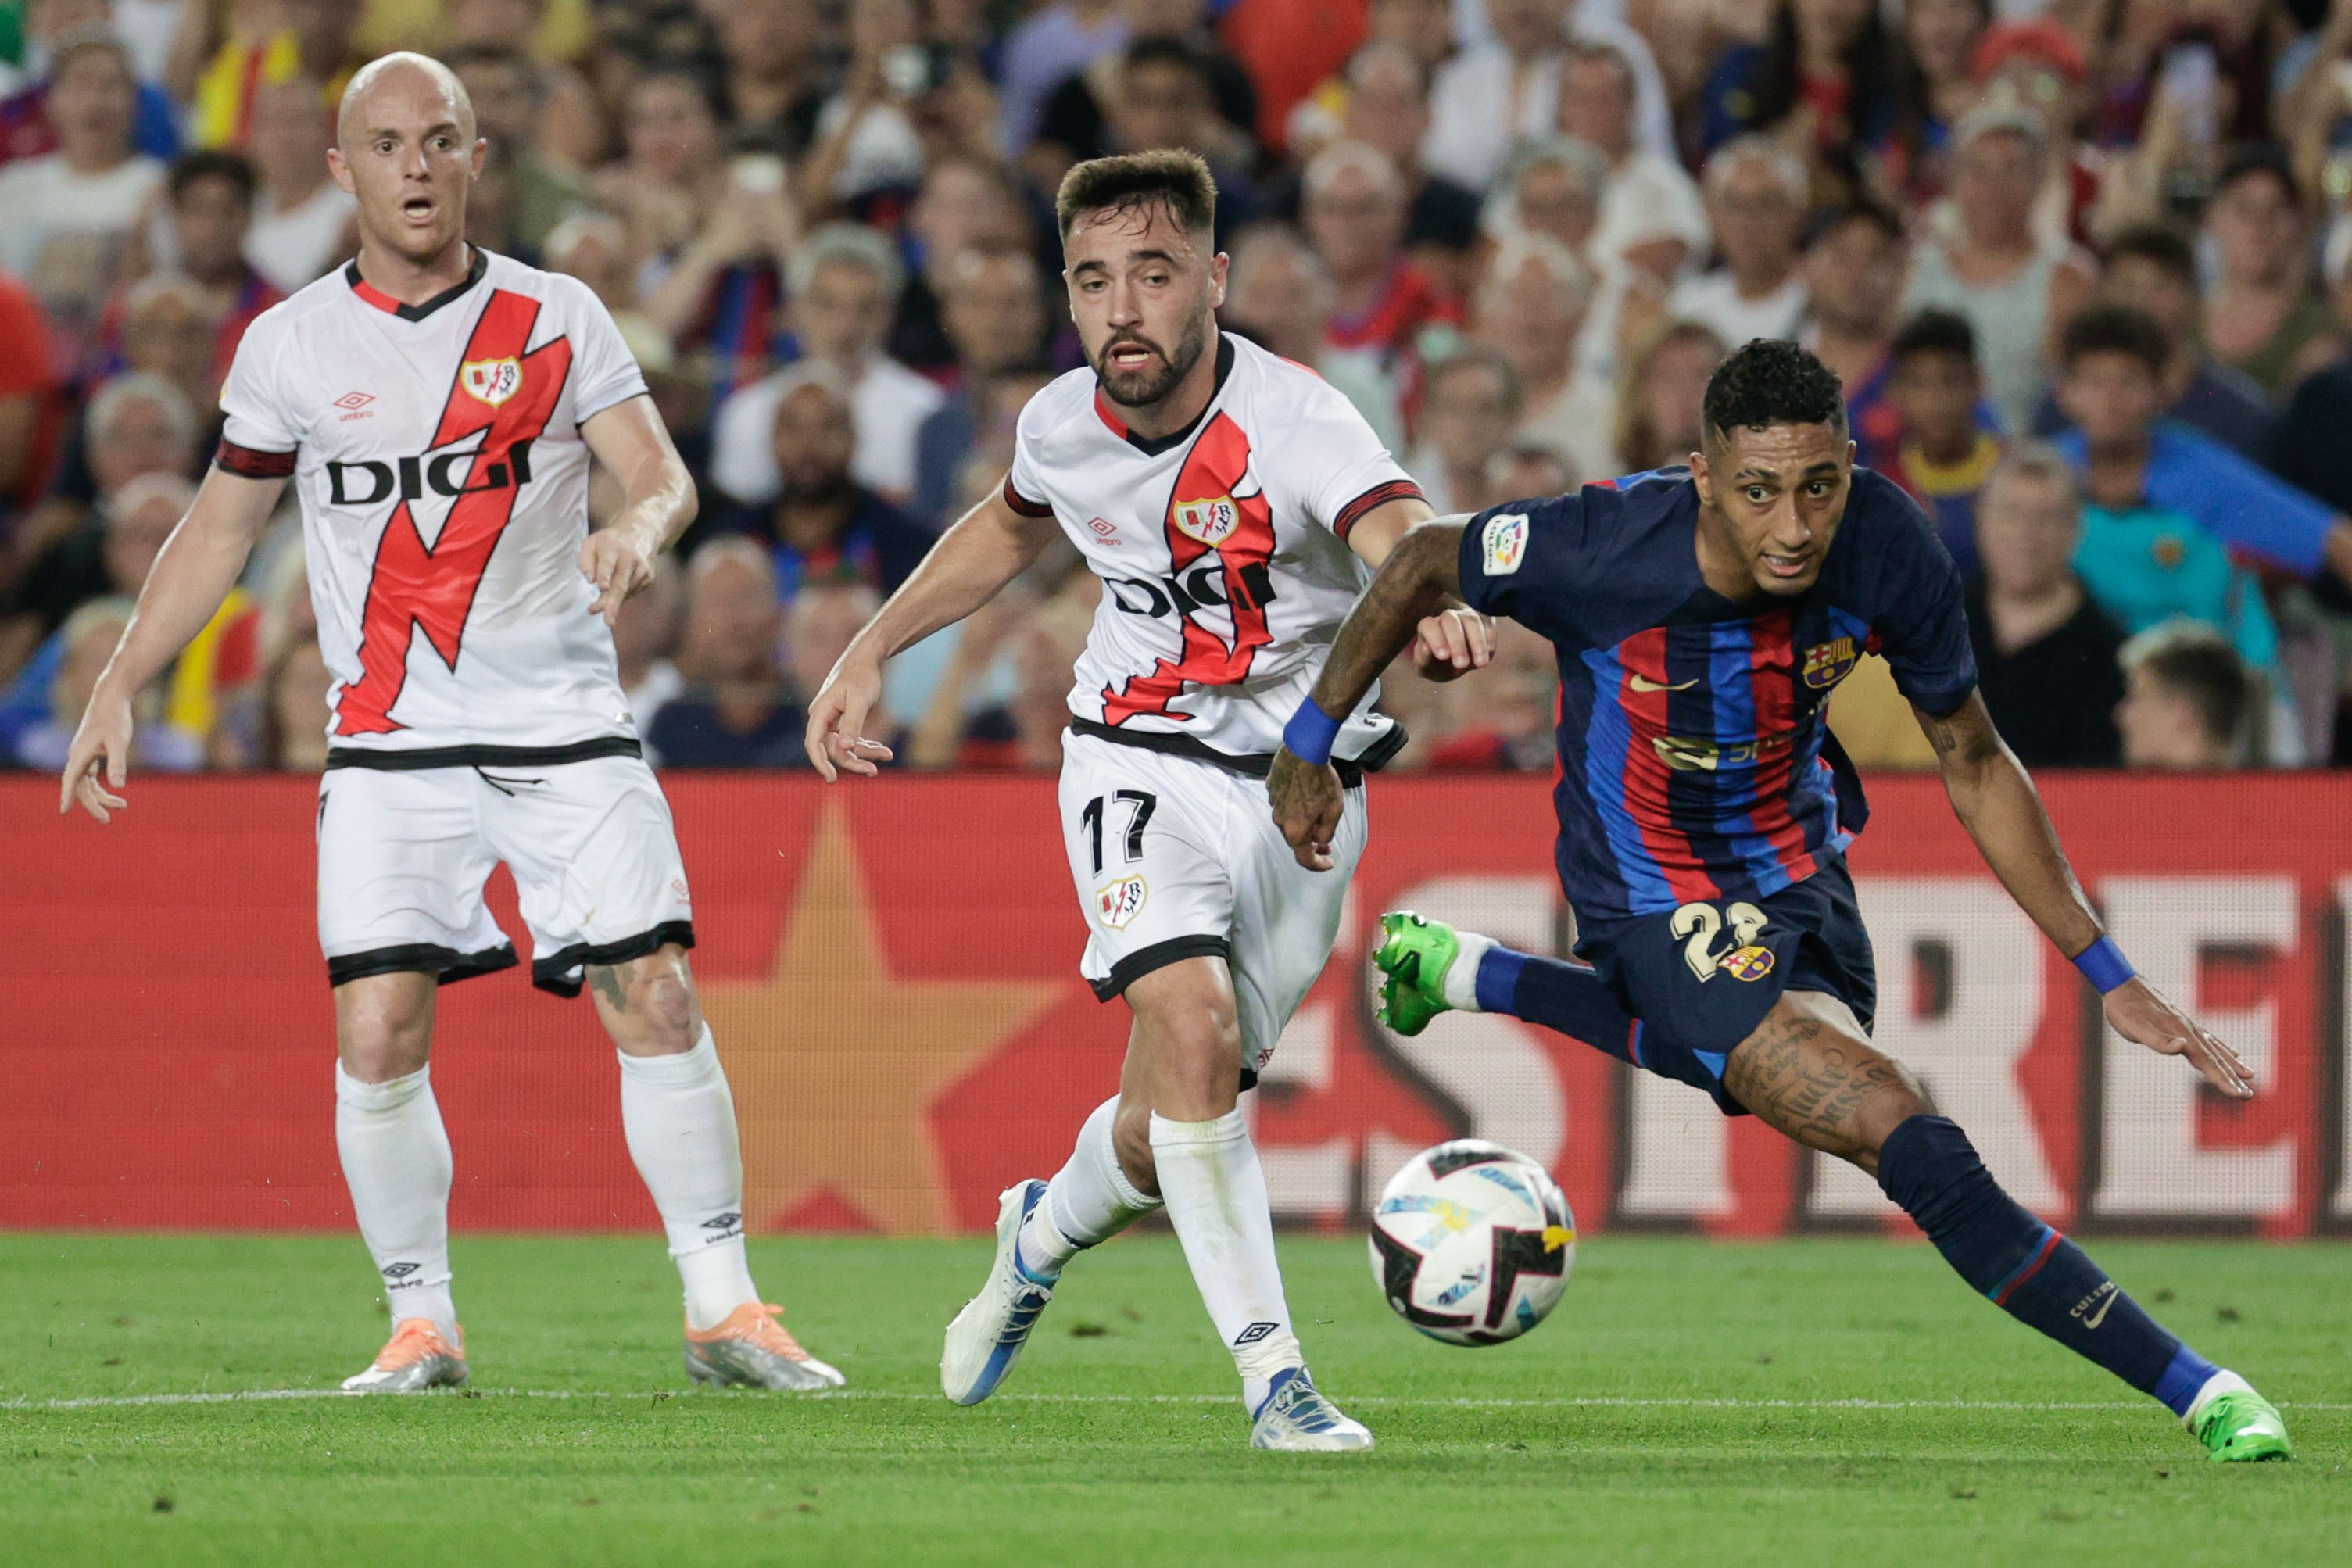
[703,1212,743,1231]
[1233,1322,1280,1346]
[381,1262,421,1280]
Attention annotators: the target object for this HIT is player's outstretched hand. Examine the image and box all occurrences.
[804,660,895,782]
[579,528,657,628]
[2104,977,2255,1099]
[1412,607,1494,683]
[1268,746,1344,871]
[58,689,132,823]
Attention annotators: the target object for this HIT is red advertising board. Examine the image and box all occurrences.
[2,771,2346,1237]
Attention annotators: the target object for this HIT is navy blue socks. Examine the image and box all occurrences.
[1473,947,1634,1051]
[1878,1115,2216,1415]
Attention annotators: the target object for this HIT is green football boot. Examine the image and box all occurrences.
[2187,1380,2293,1463]
[1371,911,1464,1036]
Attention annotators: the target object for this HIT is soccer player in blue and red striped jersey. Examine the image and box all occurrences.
[1266,338,2293,1463]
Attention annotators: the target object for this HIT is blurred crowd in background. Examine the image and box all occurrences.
[6,0,2352,779]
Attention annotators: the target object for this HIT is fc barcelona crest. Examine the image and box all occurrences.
[1720,943,1776,982]
[460,356,524,407]
[1172,496,1240,547]
[1802,636,1858,689]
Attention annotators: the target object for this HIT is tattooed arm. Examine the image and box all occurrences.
[1917,693,2253,1097]
[1269,519,1467,869]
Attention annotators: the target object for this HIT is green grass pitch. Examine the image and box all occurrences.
[2,1232,2346,1565]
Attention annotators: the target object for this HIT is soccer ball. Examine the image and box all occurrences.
[1368,1140,1575,1346]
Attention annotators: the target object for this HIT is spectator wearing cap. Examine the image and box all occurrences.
[710,367,933,603]
[1903,98,2092,433]
[2200,146,2343,402]
[0,0,181,168]
[2114,622,2260,771]
[1406,345,1520,515]
[910,247,1052,529]
[646,538,811,770]
[1967,20,2097,249]
[1563,39,1706,285]
[1882,309,2001,576]
[1474,236,1609,489]
[1305,140,1462,374]
[2053,302,2352,599]
[1963,446,2125,768]
[708,224,947,510]
[0,30,163,361]
[2023,224,2274,464]
[447,42,590,266]
[1223,224,1404,453]
[241,72,354,293]
[1670,136,1810,349]
[1421,0,1570,192]
[1798,202,1907,467]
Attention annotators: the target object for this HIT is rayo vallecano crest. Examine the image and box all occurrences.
[460,357,524,407]
[1172,495,1240,547]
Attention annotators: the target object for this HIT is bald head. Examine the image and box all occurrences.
[337,52,475,149]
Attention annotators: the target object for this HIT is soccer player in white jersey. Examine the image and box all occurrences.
[805,150,1491,1451]
[58,53,842,1396]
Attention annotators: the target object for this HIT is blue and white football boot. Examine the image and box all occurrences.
[940,1180,1058,1405]
[1248,1367,1375,1452]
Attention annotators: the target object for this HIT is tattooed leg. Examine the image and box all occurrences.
[1720,990,1930,1175]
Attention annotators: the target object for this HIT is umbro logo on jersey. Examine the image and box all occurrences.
[334,391,374,410]
[327,440,537,506]
[460,356,524,406]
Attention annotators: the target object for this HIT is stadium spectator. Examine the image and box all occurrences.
[1305,140,1462,377]
[0,267,64,526]
[2270,226,2352,542]
[715,0,828,161]
[544,212,675,376]
[2053,303,2352,599]
[1881,309,2001,576]
[2115,621,2261,771]
[1614,321,1727,477]
[996,0,1126,159]
[907,576,1094,771]
[2200,145,2342,402]
[0,31,163,360]
[1423,618,1557,771]
[1422,0,1568,192]
[1700,0,1899,170]
[614,565,686,763]
[1329,41,1480,277]
[250,630,332,773]
[711,367,933,602]
[448,42,589,265]
[0,0,180,167]
[1087,36,1260,231]
[1033,0,1258,177]
[1964,446,2125,768]
[594,70,730,296]
[708,223,946,509]
[1488,441,1572,504]
[109,150,283,391]
[1903,100,2092,434]
[911,247,1052,528]
[799,0,931,215]
[1474,236,1606,488]
[1481,137,1606,263]
[1223,224,1402,452]
[1407,345,1520,514]
[646,538,808,769]
[240,73,354,295]
[95,274,222,428]
[782,577,885,725]
[2025,224,2275,463]
[1566,39,1706,283]
[1670,137,1810,350]
[892,152,1036,374]
[1799,202,1906,468]
[1890,0,1992,200]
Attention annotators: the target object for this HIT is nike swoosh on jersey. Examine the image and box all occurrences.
[1627,675,1699,693]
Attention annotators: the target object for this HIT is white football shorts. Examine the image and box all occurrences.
[315,746,693,996]
[1057,728,1368,1084]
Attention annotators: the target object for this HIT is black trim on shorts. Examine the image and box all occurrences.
[324,736,643,771]
[1065,718,1398,787]
[328,941,519,990]
[1088,934,1232,1003]
[532,920,698,997]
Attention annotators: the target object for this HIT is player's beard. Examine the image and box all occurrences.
[1090,307,1210,411]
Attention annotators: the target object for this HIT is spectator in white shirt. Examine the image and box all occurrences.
[1669,135,1810,349]
[1563,38,1707,283]
[239,74,354,294]
[710,223,947,507]
[1421,0,1569,191]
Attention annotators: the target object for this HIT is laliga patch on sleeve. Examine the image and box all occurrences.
[1482,512,1529,576]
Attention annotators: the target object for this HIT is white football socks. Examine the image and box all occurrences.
[617,1027,761,1332]
[1019,1095,1163,1279]
[1441,929,1497,1011]
[335,1061,458,1338]
[1149,1108,1304,1412]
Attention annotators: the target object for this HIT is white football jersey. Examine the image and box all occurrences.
[1007,335,1422,764]
[218,249,648,755]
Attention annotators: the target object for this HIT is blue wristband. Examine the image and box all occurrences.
[1282,697,1343,766]
[2073,936,2135,994]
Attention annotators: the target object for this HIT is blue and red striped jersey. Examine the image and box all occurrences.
[1457,467,1976,923]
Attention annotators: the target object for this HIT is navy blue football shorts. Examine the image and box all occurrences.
[1572,860,1877,1116]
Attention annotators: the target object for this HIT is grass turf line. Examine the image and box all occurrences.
[1,1233,2344,1565]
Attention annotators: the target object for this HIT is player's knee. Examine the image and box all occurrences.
[595,949,703,1055]
[335,975,435,1081]
[1126,959,1243,1119]
[1850,1061,1936,1174]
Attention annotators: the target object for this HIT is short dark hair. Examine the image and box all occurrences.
[2215,141,2296,203]
[1702,338,1846,445]
[1123,34,1212,88]
[1056,149,1218,243]
[1805,199,1902,250]
[2101,223,2196,287]
[2125,623,2255,757]
[2060,302,2168,374]
[167,148,256,207]
[445,40,539,88]
[1888,307,1978,367]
